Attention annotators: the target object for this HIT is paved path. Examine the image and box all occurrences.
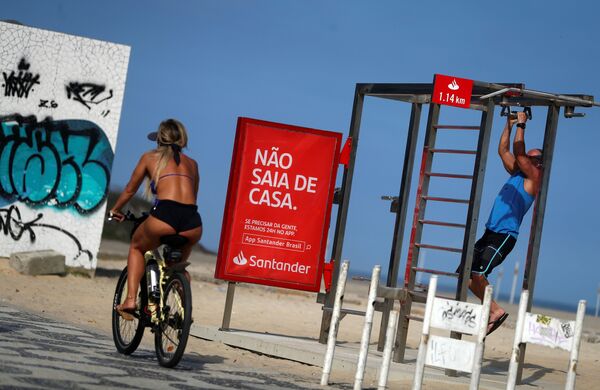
[0,304,337,389]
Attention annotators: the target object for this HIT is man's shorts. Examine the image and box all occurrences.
[467,229,516,277]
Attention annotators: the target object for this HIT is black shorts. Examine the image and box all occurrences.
[150,199,202,233]
[468,229,516,277]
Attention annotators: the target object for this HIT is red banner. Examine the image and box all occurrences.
[215,118,342,291]
[432,74,473,108]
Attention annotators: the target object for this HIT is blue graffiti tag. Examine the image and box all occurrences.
[0,114,113,214]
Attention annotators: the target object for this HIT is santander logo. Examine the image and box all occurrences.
[232,251,248,265]
[448,79,460,91]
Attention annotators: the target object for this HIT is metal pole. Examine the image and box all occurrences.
[377,102,422,351]
[566,300,586,390]
[319,87,364,343]
[321,261,350,386]
[354,265,381,390]
[220,282,236,330]
[412,275,438,390]
[595,284,599,317]
[415,249,426,286]
[507,290,529,390]
[509,262,520,305]
[456,99,495,303]
[470,285,492,390]
[517,104,560,382]
[494,267,503,301]
[378,309,399,390]
[394,102,440,363]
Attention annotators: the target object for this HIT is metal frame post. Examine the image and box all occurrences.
[319,86,364,343]
[456,99,495,302]
[516,104,560,382]
[393,102,440,362]
[377,102,423,351]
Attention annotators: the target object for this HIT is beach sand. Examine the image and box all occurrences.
[1,239,599,389]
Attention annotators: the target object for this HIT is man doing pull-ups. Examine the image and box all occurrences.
[465,110,542,336]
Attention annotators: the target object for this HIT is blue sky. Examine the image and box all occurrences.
[4,1,599,309]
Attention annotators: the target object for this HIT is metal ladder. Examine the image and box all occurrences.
[394,99,495,362]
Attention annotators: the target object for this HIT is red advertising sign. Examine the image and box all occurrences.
[215,118,342,292]
[432,74,474,108]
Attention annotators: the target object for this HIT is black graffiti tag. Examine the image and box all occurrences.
[39,99,58,108]
[441,302,478,328]
[0,204,93,265]
[2,58,40,98]
[65,82,113,110]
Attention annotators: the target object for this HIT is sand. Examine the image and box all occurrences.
[1,239,599,389]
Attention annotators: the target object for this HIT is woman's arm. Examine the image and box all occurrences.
[109,153,149,220]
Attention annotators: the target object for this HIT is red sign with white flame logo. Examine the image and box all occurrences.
[432,74,474,108]
[214,118,342,291]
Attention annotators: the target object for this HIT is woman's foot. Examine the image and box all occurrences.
[115,296,137,321]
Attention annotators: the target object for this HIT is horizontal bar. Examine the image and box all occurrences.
[419,219,466,228]
[322,306,366,317]
[429,148,477,155]
[412,267,460,278]
[422,196,470,204]
[433,125,480,130]
[425,172,473,179]
[415,243,463,253]
[409,290,456,303]
[406,315,424,322]
[377,285,407,300]
[480,87,600,107]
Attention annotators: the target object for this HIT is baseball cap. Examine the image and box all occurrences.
[147,131,158,141]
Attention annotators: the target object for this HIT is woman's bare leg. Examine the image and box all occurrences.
[116,216,175,313]
[177,226,202,282]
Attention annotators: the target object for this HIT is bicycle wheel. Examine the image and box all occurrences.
[112,266,146,355]
[155,271,192,368]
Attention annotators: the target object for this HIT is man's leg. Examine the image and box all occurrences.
[469,273,505,323]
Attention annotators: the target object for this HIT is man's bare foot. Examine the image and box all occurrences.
[487,312,509,335]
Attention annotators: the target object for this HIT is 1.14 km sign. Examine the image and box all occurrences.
[432,73,473,109]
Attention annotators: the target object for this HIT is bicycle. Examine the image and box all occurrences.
[109,211,193,368]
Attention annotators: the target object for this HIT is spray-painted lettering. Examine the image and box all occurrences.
[2,58,40,98]
[0,114,113,214]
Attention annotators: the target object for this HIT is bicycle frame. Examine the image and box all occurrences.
[144,249,186,325]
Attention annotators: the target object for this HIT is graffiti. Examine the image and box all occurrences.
[441,301,478,328]
[101,110,110,118]
[2,58,40,98]
[0,204,92,265]
[524,314,575,350]
[560,322,574,338]
[65,82,113,109]
[38,99,58,109]
[536,314,552,325]
[0,114,113,214]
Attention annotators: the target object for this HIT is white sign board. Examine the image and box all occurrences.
[0,21,130,270]
[425,335,475,372]
[431,297,483,334]
[522,313,575,351]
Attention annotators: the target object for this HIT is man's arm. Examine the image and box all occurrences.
[513,112,537,179]
[499,116,518,174]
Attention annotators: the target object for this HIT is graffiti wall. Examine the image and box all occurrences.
[0,21,130,270]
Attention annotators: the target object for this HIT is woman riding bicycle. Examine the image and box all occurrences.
[110,118,202,318]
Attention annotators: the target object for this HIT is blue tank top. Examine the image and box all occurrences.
[485,172,535,237]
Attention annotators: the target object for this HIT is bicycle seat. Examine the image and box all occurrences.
[160,234,188,248]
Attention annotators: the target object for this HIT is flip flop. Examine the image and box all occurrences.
[487,312,509,336]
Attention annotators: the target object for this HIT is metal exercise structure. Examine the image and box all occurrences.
[318,76,599,381]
